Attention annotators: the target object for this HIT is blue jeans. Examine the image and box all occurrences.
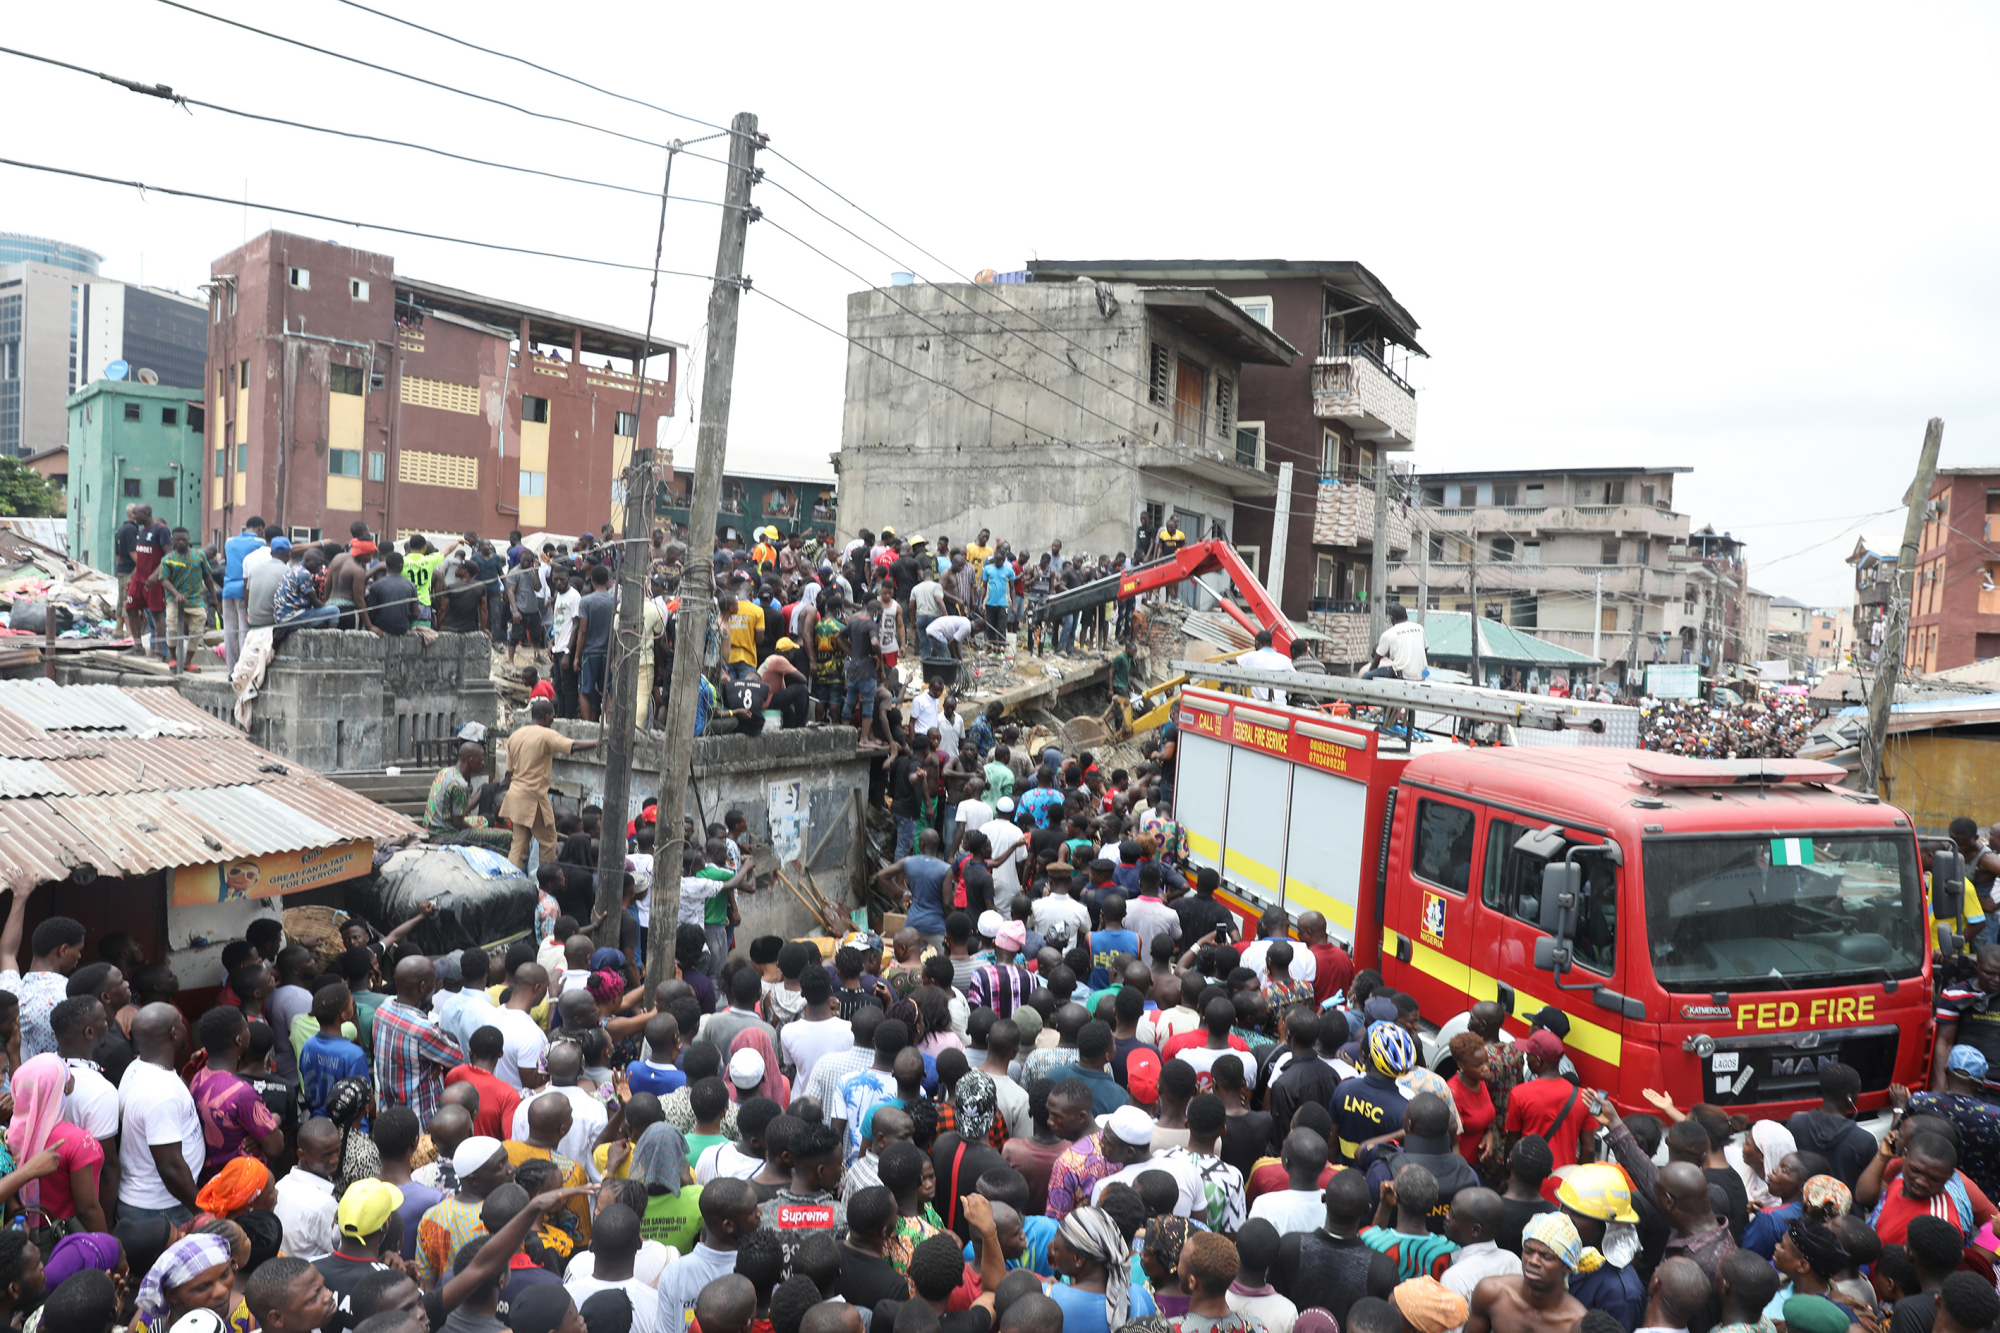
[845,675,877,723]
[895,814,918,859]
[727,662,758,684]
[1058,613,1077,654]
[278,606,340,631]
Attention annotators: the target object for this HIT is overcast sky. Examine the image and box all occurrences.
[7,1,1995,606]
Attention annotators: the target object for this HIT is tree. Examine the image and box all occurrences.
[0,457,59,517]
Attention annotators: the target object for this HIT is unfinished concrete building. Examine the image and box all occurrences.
[835,280,1294,564]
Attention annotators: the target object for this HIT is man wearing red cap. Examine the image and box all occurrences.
[1504,1030,1592,1170]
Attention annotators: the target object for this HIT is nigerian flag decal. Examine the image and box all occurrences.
[1771,838,1815,866]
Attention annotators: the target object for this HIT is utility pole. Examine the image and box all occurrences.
[1467,541,1482,687]
[1415,520,1430,626]
[1860,417,1945,795]
[1625,589,1646,697]
[1266,461,1294,609]
[1368,460,1391,648]
[1591,570,1603,671]
[592,141,682,950]
[645,112,760,992]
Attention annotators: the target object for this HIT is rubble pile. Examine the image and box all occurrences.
[1641,693,1818,758]
[0,530,125,644]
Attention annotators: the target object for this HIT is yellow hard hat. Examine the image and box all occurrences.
[1556,1163,1639,1223]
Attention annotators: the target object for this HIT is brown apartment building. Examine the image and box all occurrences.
[1906,466,2000,673]
[1026,260,1421,657]
[203,231,678,547]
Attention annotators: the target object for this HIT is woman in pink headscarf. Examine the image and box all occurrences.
[728,1027,790,1105]
[8,1053,107,1229]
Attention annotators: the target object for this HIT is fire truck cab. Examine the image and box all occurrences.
[1172,680,1934,1117]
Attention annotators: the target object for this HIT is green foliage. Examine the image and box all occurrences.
[0,457,59,518]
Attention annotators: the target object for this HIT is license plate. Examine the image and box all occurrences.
[1711,1052,1739,1073]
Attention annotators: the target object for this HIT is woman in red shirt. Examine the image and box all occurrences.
[1447,1032,1499,1169]
[7,1054,107,1230]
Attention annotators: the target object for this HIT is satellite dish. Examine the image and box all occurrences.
[136,368,159,385]
[105,360,129,381]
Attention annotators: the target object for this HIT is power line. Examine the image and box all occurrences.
[330,0,742,141]
[0,46,734,209]
[152,0,690,156]
[0,157,723,285]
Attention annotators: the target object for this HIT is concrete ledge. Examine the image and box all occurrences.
[546,721,861,779]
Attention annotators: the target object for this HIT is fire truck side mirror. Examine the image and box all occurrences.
[1539,861,1582,941]
[1534,935,1572,975]
[1932,849,1966,922]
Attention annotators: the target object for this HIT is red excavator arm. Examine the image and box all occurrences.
[1115,540,1295,653]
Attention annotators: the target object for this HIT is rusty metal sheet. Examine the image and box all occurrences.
[44,738,288,795]
[0,801,119,883]
[0,679,201,736]
[0,757,77,799]
[35,791,237,877]
[115,687,235,735]
[263,775,423,842]
[168,785,342,854]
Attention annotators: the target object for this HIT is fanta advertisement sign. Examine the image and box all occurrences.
[171,840,375,905]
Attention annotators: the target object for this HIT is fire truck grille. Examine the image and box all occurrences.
[1702,1029,1900,1106]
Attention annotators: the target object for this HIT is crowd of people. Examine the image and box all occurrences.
[1639,695,1818,759]
[5,746,1999,1333]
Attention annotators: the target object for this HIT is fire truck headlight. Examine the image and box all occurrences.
[1682,1034,1717,1059]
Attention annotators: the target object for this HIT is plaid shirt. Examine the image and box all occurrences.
[372,997,463,1122]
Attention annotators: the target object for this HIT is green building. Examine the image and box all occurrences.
[66,380,206,572]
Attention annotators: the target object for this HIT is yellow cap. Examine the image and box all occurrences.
[776,637,800,651]
[337,1179,405,1238]
[1556,1163,1639,1223]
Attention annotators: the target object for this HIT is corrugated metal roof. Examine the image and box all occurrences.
[0,757,76,799]
[1419,612,1602,667]
[0,681,419,886]
[1181,610,1328,654]
[0,680,207,738]
[169,785,343,854]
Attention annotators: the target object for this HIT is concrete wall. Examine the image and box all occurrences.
[539,722,872,941]
[836,282,1252,560]
[240,628,496,771]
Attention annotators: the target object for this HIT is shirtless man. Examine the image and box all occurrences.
[323,521,382,634]
[1466,1212,1587,1333]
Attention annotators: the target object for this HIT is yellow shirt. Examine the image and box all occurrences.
[965,543,994,569]
[504,1140,591,1243]
[726,602,765,666]
[590,1142,635,1180]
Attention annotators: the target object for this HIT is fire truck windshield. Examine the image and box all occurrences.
[1641,834,1925,992]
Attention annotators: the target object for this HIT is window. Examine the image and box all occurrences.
[329,449,361,477]
[1422,486,1444,507]
[1235,423,1264,470]
[1459,485,1477,506]
[400,374,480,415]
[1601,604,1619,632]
[1525,483,1544,504]
[1637,540,1650,566]
[288,267,310,290]
[367,451,385,482]
[1510,594,1538,628]
[1522,540,1541,564]
[1214,378,1233,439]
[122,478,141,497]
[1234,545,1259,577]
[1482,818,1617,973]
[1493,484,1518,506]
[161,407,178,426]
[615,411,639,438]
[521,470,547,497]
[123,402,141,421]
[1314,554,1339,600]
[330,365,365,396]
[238,360,249,389]
[1322,430,1341,478]
[1603,480,1626,504]
[523,396,550,424]
[1642,484,1656,507]
[214,448,225,479]
[369,368,384,392]
[1428,532,1446,562]
[157,477,175,498]
[350,278,369,301]
[1412,799,1477,894]
[1147,342,1169,406]
[1233,297,1273,326]
[1601,538,1621,565]
[1491,536,1515,563]
[236,444,248,473]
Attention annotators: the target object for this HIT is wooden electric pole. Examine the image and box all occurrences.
[592,143,681,950]
[1467,541,1482,687]
[1859,417,1945,796]
[645,112,761,991]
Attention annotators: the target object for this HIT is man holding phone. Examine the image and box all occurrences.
[1173,866,1234,944]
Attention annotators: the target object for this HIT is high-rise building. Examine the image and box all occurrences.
[0,232,207,459]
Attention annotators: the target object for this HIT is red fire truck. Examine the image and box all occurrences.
[1170,670,1935,1116]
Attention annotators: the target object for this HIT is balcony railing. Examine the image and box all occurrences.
[1318,339,1415,394]
[1309,597,1370,614]
[1311,346,1418,444]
